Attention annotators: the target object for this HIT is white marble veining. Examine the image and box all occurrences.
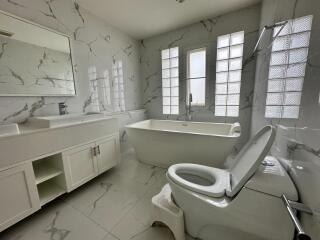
[1,149,193,240]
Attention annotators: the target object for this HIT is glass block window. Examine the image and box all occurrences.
[112,61,125,112]
[215,31,244,117]
[187,48,206,106]
[265,15,313,119]
[161,47,179,115]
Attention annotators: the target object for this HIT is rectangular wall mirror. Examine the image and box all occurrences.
[0,10,76,96]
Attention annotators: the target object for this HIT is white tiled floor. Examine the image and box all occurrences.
[1,150,191,240]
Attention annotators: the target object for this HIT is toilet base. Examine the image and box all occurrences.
[151,184,185,240]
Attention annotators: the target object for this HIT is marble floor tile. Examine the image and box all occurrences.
[1,200,107,240]
[1,149,194,240]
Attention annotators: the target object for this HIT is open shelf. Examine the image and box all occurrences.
[38,181,66,206]
[33,161,62,185]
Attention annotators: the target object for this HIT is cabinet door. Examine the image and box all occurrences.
[62,142,98,192]
[96,135,120,174]
[0,163,40,232]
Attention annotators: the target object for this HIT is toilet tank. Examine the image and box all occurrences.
[244,156,298,201]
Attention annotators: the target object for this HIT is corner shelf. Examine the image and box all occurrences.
[38,181,66,206]
[33,161,62,185]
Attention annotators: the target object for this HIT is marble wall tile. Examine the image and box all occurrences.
[251,0,320,134]
[0,0,142,123]
[140,4,261,148]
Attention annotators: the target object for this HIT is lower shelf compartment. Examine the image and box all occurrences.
[38,181,66,206]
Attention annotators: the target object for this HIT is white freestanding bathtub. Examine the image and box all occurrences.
[126,119,240,168]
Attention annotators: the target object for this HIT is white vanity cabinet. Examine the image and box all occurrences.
[96,136,120,174]
[0,162,40,232]
[63,134,120,192]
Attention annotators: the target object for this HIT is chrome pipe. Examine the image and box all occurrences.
[281,195,311,240]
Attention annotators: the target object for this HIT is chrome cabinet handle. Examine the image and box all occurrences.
[92,147,97,156]
[97,145,101,155]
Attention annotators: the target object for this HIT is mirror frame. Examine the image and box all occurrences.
[0,9,77,97]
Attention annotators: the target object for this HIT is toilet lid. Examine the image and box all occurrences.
[226,125,276,197]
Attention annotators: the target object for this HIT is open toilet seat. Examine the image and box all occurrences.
[167,164,230,198]
[167,125,276,198]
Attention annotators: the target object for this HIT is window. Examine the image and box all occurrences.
[215,31,244,117]
[265,15,313,119]
[88,67,112,112]
[187,48,206,106]
[112,61,125,112]
[161,47,179,114]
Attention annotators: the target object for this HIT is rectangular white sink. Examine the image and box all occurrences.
[0,123,20,136]
[29,113,108,128]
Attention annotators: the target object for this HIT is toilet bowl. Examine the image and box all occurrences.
[167,125,299,240]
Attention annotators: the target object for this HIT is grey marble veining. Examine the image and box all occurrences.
[140,4,261,148]
[0,0,142,126]
[251,0,320,133]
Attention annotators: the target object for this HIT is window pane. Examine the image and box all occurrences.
[216,72,228,83]
[189,49,206,78]
[290,32,310,49]
[292,15,312,33]
[272,36,289,52]
[269,65,286,79]
[284,92,301,105]
[215,94,227,105]
[163,97,170,105]
[229,58,242,70]
[285,78,303,91]
[171,106,179,114]
[229,70,242,82]
[162,49,170,59]
[216,60,228,72]
[216,83,227,94]
[217,47,229,60]
[162,78,170,87]
[289,48,308,64]
[171,87,179,97]
[265,106,282,118]
[171,97,179,105]
[163,106,170,114]
[215,106,226,116]
[170,47,179,58]
[162,69,170,78]
[227,94,240,105]
[231,31,244,45]
[286,63,306,78]
[270,51,287,66]
[170,57,179,68]
[268,79,285,92]
[217,34,230,48]
[190,78,206,105]
[266,93,283,105]
[282,106,299,118]
[162,88,170,96]
[171,77,179,87]
[228,82,241,94]
[230,45,243,58]
[227,106,239,117]
[162,59,170,69]
[171,67,179,78]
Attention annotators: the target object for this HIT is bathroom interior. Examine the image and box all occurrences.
[0,0,319,239]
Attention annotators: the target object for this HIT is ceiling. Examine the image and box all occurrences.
[77,0,261,40]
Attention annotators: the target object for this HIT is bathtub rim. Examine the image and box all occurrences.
[125,119,241,138]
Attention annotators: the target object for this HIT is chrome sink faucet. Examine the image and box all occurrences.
[186,93,193,121]
[58,102,68,115]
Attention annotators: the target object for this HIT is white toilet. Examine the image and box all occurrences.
[166,125,299,240]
